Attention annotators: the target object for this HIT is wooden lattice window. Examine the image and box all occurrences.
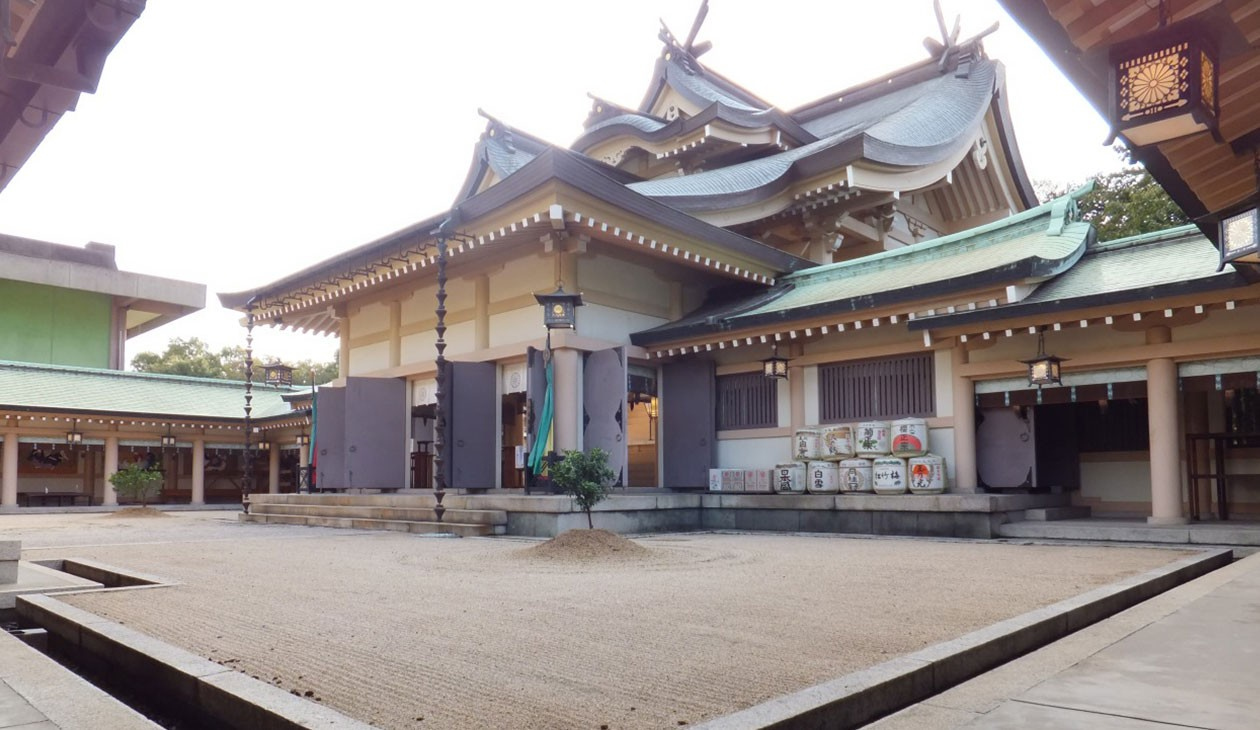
[716,373,778,430]
[819,353,935,422]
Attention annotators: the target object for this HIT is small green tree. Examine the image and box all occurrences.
[108,463,165,507]
[549,448,616,529]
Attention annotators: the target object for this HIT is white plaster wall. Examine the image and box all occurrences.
[777,378,791,428]
[928,427,956,483]
[400,332,435,367]
[350,301,390,336]
[716,437,793,470]
[444,321,476,358]
[1081,457,1151,503]
[400,284,436,325]
[579,255,673,312]
[576,303,668,343]
[804,365,819,425]
[349,341,389,374]
[491,254,552,298]
[490,306,545,349]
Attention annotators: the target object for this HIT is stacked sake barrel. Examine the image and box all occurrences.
[774,418,947,495]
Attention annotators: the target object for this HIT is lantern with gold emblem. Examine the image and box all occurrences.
[1109,22,1219,147]
[534,283,584,330]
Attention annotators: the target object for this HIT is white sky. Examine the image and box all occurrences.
[0,1,1125,366]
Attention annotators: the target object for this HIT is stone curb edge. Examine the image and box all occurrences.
[692,547,1233,730]
[15,592,375,730]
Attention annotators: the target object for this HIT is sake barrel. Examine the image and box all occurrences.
[837,458,873,494]
[854,421,890,458]
[806,461,840,494]
[820,425,855,460]
[792,429,822,461]
[890,417,929,457]
[908,453,947,494]
[872,456,908,494]
[773,463,807,494]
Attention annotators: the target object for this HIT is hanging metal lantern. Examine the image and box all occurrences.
[1020,331,1067,388]
[534,282,584,330]
[263,360,294,387]
[1108,20,1219,147]
[1220,206,1259,267]
[762,343,790,380]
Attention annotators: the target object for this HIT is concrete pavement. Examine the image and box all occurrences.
[870,550,1260,729]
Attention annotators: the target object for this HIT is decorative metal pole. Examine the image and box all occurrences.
[431,228,449,524]
[242,298,255,513]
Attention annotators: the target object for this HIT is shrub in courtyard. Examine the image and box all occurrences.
[550,447,615,529]
[108,463,165,507]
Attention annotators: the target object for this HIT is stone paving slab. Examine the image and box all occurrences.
[869,551,1260,729]
[0,631,157,730]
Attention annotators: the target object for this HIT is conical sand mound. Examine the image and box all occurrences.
[519,528,649,561]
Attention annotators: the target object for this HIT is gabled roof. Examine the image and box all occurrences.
[909,225,1248,331]
[0,0,145,193]
[220,143,815,316]
[453,115,552,204]
[0,361,298,422]
[631,190,1093,346]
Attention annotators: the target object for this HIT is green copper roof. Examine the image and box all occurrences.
[1020,225,1225,303]
[908,224,1246,331]
[632,189,1093,346]
[0,361,300,421]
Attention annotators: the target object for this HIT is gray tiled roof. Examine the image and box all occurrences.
[624,60,998,211]
[0,361,299,421]
[664,59,766,113]
[583,112,670,137]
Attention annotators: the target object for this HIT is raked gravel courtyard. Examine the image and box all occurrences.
[5,510,1194,729]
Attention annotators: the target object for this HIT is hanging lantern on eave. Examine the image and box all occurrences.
[1220,205,1260,267]
[1019,331,1067,388]
[762,343,790,380]
[533,283,584,330]
[1108,22,1219,147]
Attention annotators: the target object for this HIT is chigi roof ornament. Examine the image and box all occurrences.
[922,0,999,76]
[658,0,713,73]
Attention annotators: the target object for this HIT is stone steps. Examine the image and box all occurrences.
[997,520,1260,546]
[242,512,500,537]
[249,502,506,525]
[1023,506,1092,521]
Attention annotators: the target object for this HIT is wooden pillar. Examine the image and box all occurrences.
[552,347,581,452]
[951,342,977,492]
[298,441,310,492]
[191,439,206,505]
[268,444,281,494]
[102,436,119,506]
[1,432,17,507]
[1145,326,1185,525]
[1185,391,1210,518]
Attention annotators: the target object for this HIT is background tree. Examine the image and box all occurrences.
[132,337,338,384]
[1037,149,1188,242]
[108,463,164,507]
